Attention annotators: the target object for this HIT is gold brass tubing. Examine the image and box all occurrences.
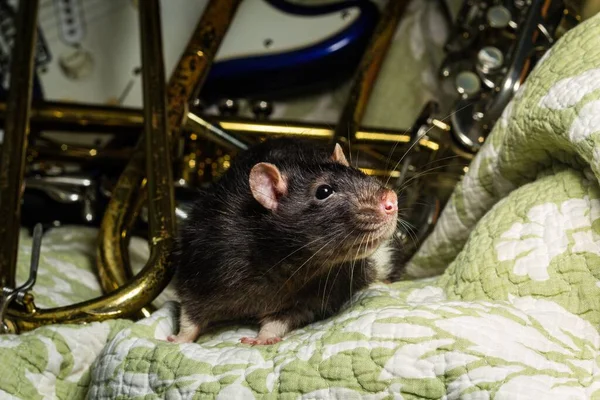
[96,0,241,298]
[6,243,179,332]
[0,96,435,149]
[136,0,175,316]
[0,0,40,289]
[5,0,189,333]
[139,0,175,283]
[10,108,442,160]
[332,0,410,142]
[214,119,334,138]
[207,116,421,144]
[31,143,132,162]
[96,144,145,292]
[96,0,172,293]
[354,131,410,143]
[0,101,143,132]
[166,0,243,133]
[211,118,441,151]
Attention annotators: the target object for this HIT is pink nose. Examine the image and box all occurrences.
[380,189,398,215]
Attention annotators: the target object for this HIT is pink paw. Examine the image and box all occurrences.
[240,336,282,346]
[166,334,194,344]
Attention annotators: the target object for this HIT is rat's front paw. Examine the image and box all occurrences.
[240,336,282,346]
[167,334,195,344]
[167,335,185,343]
[166,318,202,343]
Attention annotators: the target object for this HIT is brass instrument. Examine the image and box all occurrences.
[0,0,589,333]
[0,0,243,333]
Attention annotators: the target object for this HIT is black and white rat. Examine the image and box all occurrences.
[168,137,398,345]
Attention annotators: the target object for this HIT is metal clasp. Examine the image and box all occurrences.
[0,223,42,334]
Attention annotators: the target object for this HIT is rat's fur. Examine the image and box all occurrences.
[170,137,398,344]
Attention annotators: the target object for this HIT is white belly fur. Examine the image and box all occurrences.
[369,240,393,281]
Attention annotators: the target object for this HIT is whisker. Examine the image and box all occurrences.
[275,226,354,298]
[399,219,417,229]
[387,154,464,180]
[274,235,339,297]
[320,229,355,313]
[395,164,460,193]
[385,102,473,187]
[355,231,373,304]
[398,220,418,248]
[350,232,368,305]
[347,125,353,166]
[324,230,361,311]
[263,229,346,274]
[399,201,436,208]
[384,128,412,171]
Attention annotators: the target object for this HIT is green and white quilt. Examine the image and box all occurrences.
[3,11,600,400]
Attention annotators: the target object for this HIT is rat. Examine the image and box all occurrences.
[167,137,398,345]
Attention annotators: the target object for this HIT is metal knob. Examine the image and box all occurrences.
[217,99,240,116]
[190,98,205,113]
[477,46,504,74]
[251,100,273,119]
[455,71,481,98]
[486,5,512,29]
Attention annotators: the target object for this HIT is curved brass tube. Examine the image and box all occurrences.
[96,144,145,292]
[96,0,242,296]
[7,246,172,332]
[4,0,241,333]
[6,0,172,332]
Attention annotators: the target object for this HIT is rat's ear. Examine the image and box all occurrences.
[249,162,288,211]
[331,143,350,167]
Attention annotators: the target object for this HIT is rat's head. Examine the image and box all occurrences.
[248,142,398,266]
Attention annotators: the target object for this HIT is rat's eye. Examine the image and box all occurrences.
[315,184,334,200]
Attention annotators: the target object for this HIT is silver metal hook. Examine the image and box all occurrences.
[0,223,43,333]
